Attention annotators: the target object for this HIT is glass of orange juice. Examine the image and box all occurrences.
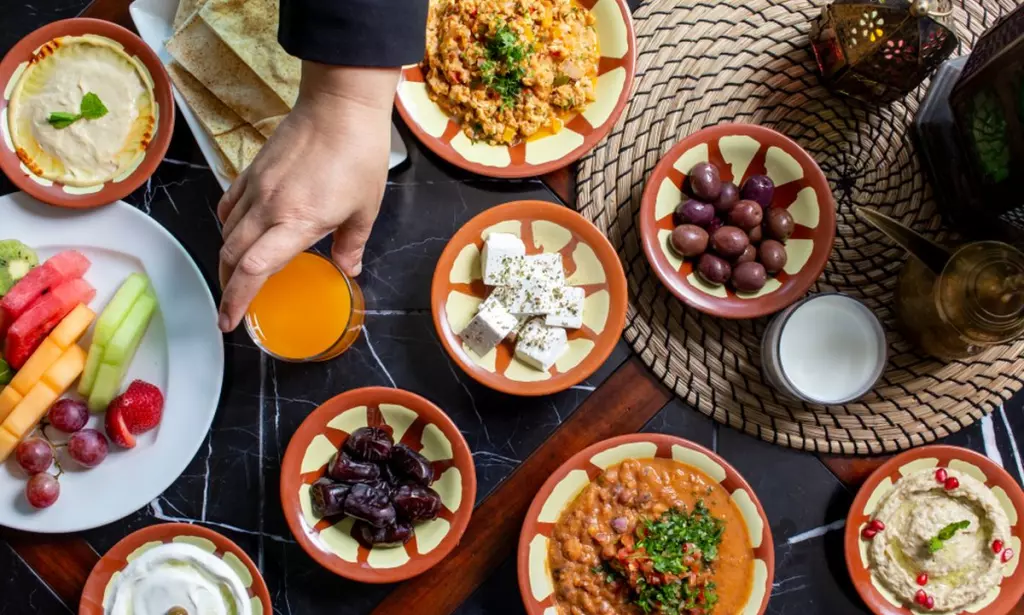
[244,251,365,362]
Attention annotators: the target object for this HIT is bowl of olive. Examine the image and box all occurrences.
[639,123,836,319]
[280,387,476,582]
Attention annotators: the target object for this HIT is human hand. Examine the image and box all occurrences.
[216,63,399,332]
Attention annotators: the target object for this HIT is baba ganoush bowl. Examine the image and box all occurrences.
[431,200,627,396]
[395,0,636,178]
[280,387,476,583]
[518,433,774,615]
[639,123,836,319]
[79,522,271,615]
[0,18,174,209]
[845,445,1024,615]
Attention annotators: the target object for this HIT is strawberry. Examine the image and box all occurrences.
[104,406,136,449]
[108,380,164,435]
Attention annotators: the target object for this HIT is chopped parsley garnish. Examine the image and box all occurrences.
[48,92,108,129]
[479,23,531,109]
[928,520,970,553]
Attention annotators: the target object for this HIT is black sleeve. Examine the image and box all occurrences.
[279,0,428,68]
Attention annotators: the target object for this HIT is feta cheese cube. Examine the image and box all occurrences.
[492,279,559,316]
[523,253,565,286]
[544,286,586,329]
[459,303,519,357]
[514,318,568,371]
[481,233,527,286]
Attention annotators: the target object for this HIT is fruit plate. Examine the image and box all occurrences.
[431,200,628,396]
[517,433,774,615]
[79,522,272,614]
[0,192,223,532]
[280,387,476,583]
[845,445,1024,615]
[638,123,837,319]
[0,18,175,209]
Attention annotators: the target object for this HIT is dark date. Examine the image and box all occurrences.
[343,427,394,462]
[343,483,397,528]
[389,444,435,486]
[328,451,380,484]
[393,484,443,522]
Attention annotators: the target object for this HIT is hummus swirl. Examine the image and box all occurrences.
[868,468,1010,612]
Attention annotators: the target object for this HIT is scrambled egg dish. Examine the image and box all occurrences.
[424,0,599,145]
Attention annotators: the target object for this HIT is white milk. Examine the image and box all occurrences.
[764,294,886,404]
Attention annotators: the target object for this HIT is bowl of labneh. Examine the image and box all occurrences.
[638,123,836,319]
[846,445,1024,615]
[279,387,476,583]
[431,200,628,396]
[518,433,774,615]
[79,522,271,614]
[0,18,174,208]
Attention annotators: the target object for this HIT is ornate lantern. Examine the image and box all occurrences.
[811,0,959,103]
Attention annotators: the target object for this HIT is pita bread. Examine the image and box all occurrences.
[199,0,300,107]
[166,12,290,138]
[172,0,207,31]
[214,124,265,177]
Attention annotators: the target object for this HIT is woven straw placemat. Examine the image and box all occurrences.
[577,0,1024,454]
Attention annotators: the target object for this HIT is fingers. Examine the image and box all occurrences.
[219,207,264,291]
[331,206,377,277]
[218,223,316,332]
[217,170,249,226]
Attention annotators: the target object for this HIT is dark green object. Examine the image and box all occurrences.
[928,519,970,553]
[47,92,109,129]
[0,359,12,386]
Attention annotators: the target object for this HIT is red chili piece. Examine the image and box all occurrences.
[993,539,1004,554]
[861,527,878,540]
[944,476,960,490]
[869,519,885,531]
[935,468,948,483]
[916,573,928,586]
[1003,548,1015,564]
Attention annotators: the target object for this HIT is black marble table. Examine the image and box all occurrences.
[3,3,1024,614]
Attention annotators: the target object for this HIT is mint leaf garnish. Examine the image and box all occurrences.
[928,520,970,553]
[46,111,79,129]
[47,92,108,129]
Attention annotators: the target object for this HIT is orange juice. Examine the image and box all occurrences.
[244,252,364,361]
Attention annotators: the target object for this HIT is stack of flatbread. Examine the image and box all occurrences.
[166,0,300,178]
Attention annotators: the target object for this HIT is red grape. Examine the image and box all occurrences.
[68,429,109,468]
[25,473,59,509]
[15,438,53,474]
[48,399,89,433]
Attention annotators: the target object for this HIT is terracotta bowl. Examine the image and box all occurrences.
[431,200,628,396]
[845,445,1024,615]
[279,387,476,583]
[639,123,836,319]
[79,522,271,614]
[0,18,174,209]
[517,433,774,615]
[395,0,636,178]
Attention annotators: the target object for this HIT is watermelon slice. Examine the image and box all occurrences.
[5,278,96,369]
[0,251,90,336]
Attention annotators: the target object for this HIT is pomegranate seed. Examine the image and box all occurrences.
[925,595,935,609]
[935,468,948,483]
[1002,548,1014,563]
[861,527,878,539]
[869,519,886,531]
[944,476,960,490]
[915,589,927,605]
[916,573,928,586]
[993,539,1004,554]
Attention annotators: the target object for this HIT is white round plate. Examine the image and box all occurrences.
[0,192,223,532]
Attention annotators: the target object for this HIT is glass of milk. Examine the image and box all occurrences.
[761,294,887,405]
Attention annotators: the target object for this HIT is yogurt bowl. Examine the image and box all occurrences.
[79,522,271,615]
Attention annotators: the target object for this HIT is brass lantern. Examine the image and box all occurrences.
[811,0,959,103]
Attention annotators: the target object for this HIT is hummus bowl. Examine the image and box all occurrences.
[639,123,836,319]
[846,445,1024,615]
[518,433,774,615]
[395,0,636,178]
[0,18,174,208]
[280,387,476,583]
[431,200,628,396]
[79,522,272,615]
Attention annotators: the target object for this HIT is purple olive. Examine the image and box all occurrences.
[713,182,739,213]
[688,162,722,201]
[741,175,775,208]
[697,254,732,286]
[328,451,380,483]
[759,240,788,274]
[748,224,763,244]
[732,261,768,292]
[389,444,435,486]
[310,478,351,518]
[766,208,795,241]
[343,483,396,528]
[393,484,443,522]
[343,427,393,462]
[728,200,764,230]
[673,199,715,228]
[670,225,709,258]
[710,226,749,259]
[734,244,757,266]
[353,520,414,548]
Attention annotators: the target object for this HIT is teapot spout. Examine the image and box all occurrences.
[855,206,952,274]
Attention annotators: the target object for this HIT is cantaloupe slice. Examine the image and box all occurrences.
[9,339,61,396]
[4,382,59,439]
[0,387,22,423]
[0,427,19,463]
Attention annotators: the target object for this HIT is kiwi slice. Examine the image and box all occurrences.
[0,240,38,296]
